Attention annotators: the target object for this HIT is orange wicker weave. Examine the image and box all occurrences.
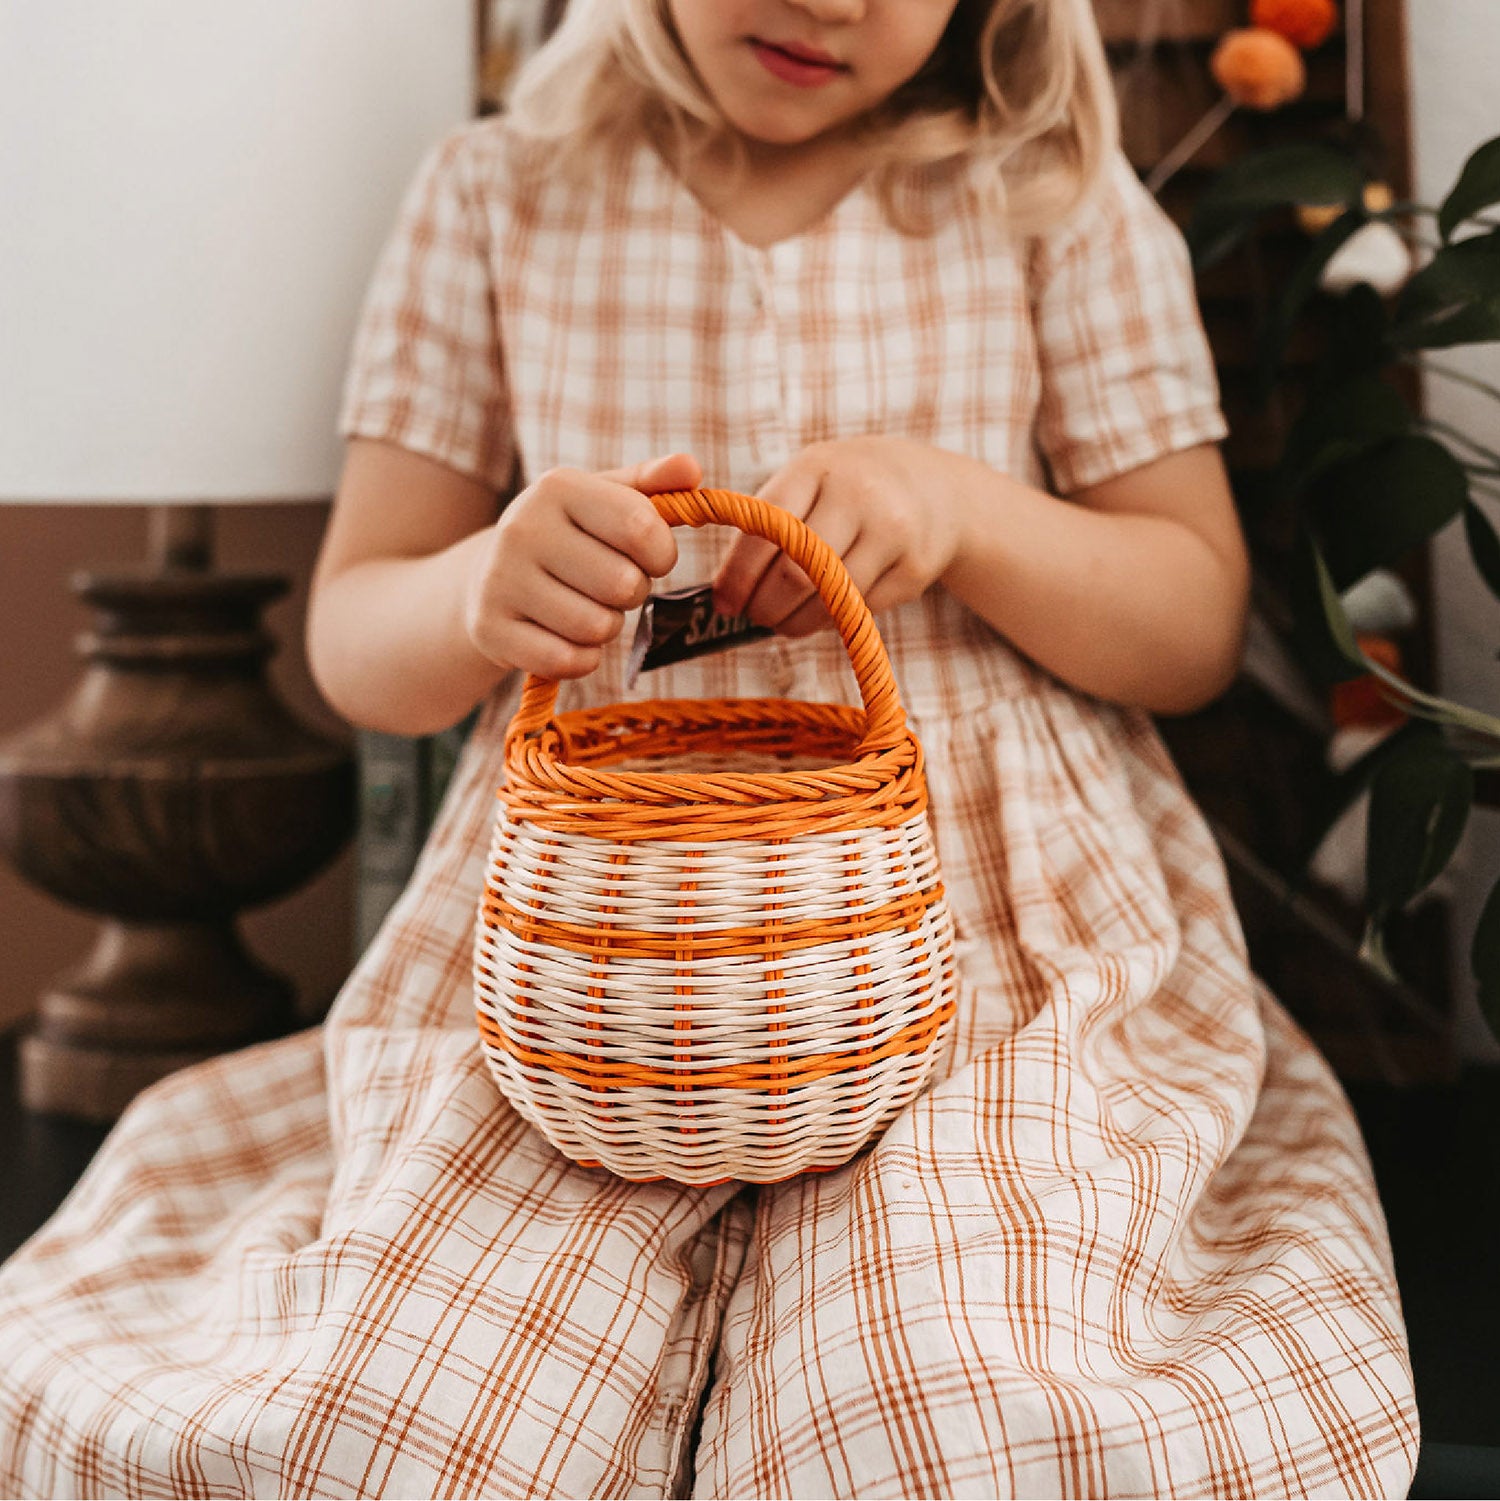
[474,487,958,1184]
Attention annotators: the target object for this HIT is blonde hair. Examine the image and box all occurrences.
[506,0,1120,236]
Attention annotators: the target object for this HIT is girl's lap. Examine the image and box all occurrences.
[697,988,1417,1499]
[0,985,1415,1498]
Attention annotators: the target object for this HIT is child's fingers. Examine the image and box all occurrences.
[713,465,822,616]
[495,616,604,681]
[739,464,868,627]
[597,451,703,498]
[553,473,678,578]
[776,535,899,637]
[541,525,657,612]
[838,534,902,610]
[770,595,835,639]
[712,536,779,620]
[508,566,630,650]
[743,503,858,627]
[644,451,704,495]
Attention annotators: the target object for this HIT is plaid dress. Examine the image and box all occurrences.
[0,119,1418,1500]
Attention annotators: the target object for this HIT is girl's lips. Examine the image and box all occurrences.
[749,39,847,88]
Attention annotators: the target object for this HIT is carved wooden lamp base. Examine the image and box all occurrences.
[18,920,297,1122]
[0,510,355,1122]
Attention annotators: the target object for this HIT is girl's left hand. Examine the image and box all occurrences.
[711,437,972,636]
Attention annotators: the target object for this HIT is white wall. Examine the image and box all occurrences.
[1407,0,1500,1061]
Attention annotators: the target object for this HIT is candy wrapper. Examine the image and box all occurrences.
[625,583,772,687]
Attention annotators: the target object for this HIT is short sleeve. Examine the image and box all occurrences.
[1028,151,1228,496]
[338,126,515,491]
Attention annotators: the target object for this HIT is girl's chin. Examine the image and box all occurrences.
[722,109,857,153]
[734,126,823,150]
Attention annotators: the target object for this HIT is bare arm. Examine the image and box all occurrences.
[712,438,1249,717]
[307,440,510,736]
[307,439,696,736]
[940,443,1249,715]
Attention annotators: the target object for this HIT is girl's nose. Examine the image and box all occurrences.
[784,0,867,24]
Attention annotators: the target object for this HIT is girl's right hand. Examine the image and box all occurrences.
[462,452,700,680]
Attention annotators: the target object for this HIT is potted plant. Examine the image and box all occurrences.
[1187,133,1500,1038]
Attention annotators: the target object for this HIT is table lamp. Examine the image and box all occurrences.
[0,0,476,1120]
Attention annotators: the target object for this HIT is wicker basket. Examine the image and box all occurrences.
[474,487,957,1184]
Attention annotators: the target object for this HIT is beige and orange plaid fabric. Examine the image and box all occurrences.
[0,119,1417,1499]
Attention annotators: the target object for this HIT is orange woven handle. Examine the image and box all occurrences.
[511,487,908,753]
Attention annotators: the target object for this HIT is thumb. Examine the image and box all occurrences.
[601,451,703,495]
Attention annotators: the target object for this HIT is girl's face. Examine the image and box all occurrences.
[667,0,965,150]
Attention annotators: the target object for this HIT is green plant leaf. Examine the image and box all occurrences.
[1358,917,1401,985]
[1291,719,1433,883]
[1288,528,1368,684]
[1392,298,1500,351]
[1439,135,1500,240]
[1196,144,1365,214]
[1360,651,1500,743]
[1313,434,1470,588]
[1391,230,1500,350]
[1323,283,1391,378]
[1463,499,1500,602]
[1281,372,1413,492]
[1471,871,1500,1043]
[1365,732,1473,914]
[1188,145,1364,270]
[1188,209,1260,274]
[1257,211,1368,397]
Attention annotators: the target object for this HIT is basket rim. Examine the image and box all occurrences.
[502,694,928,818]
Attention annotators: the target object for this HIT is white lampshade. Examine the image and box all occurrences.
[0,0,474,504]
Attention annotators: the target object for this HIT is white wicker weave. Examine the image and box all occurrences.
[475,814,957,1182]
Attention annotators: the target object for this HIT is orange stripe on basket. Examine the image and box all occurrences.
[479,882,947,959]
[475,996,955,1093]
[498,789,929,843]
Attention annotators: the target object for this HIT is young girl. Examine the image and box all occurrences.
[0,1,1418,1496]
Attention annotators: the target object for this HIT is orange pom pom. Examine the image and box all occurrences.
[1250,0,1340,50]
[1330,636,1407,730]
[1211,28,1307,109]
